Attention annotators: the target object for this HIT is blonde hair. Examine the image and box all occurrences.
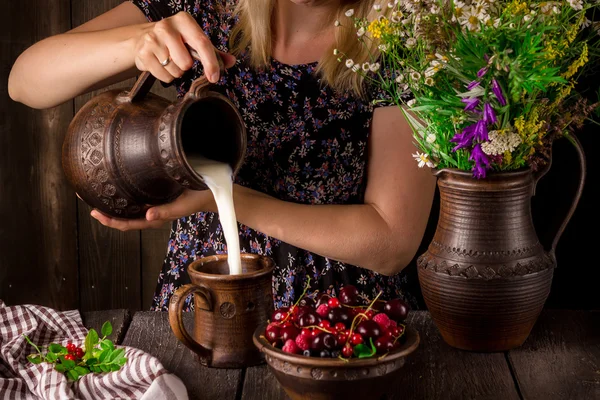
[230,0,380,97]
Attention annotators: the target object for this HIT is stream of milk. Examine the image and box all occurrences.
[188,156,242,275]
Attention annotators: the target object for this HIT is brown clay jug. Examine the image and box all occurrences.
[168,254,275,368]
[417,136,586,352]
[62,53,246,219]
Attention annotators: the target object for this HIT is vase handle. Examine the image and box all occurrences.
[533,135,586,261]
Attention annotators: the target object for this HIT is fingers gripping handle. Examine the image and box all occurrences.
[121,45,225,103]
[168,284,214,363]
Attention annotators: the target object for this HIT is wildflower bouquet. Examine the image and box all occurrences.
[336,0,600,178]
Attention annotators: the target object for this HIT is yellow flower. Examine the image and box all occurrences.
[367,18,391,39]
[562,43,588,79]
[505,0,529,15]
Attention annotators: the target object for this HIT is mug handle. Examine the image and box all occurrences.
[533,134,587,261]
[119,46,225,103]
[168,284,214,363]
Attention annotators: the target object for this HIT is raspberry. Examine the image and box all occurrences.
[316,304,329,318]
[373,313,392,330]
[295,333,312,351]
[282,339,300,354]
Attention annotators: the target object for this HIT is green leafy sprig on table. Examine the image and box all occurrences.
[23,321,127,381]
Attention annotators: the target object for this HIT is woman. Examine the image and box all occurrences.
[8,0,436,310]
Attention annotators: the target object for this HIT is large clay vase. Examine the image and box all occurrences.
[417,136,586,351]
[62,54,246,219]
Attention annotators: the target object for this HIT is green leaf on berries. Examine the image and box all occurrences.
[49,343,64,354]
[118,358,127,366]
[85,329,99,357]
[100,364,110,373]
[100,340,114,351]
[85,358,98,366]
[101,321,113,338]
[67,370,79,381]
[74,366,89,376]
[46,352,58,363]
[353,338,377,359]
[108,348,125,363]
[59,357,76,369]
[109,364,121,372]
[54,364,67,373]
[27,354,43,364]
[98,349,110,363]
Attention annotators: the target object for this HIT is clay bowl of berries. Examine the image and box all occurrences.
[252,285,420,400]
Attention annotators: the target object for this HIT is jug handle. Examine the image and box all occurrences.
[119,47,225,103]
[532,134,586,261]
[168,283,214,362]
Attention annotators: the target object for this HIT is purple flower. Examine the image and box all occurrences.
[474,119,489,141]
[470,143,491,179]
[483,103,497,124]
[477,67,489,78]
[467,80,481,90]
[461,97,480,111]
[491,79,507,106]
[451,124,477,151]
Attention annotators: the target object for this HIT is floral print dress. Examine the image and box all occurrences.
[131,0,418,311]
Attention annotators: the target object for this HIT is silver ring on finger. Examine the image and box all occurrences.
[160,57,171,67]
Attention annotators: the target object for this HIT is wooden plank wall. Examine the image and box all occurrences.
[0,0,598,312]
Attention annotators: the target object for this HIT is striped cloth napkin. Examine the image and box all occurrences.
[0,300,188,400]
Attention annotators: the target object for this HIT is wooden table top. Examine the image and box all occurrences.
[81,310,600,400]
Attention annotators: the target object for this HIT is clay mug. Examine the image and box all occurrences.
[168,254,275,368]
[62,49,246,219]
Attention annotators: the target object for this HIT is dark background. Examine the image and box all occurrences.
[0,0,598,312]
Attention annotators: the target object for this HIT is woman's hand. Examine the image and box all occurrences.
[90,189,216,232]
[134,11,236,84]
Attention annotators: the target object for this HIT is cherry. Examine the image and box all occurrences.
[315,293,331,308]
[334,322,346,332]
[383,298,409,322]
[356,320,381,339]
[322,333,339,350]
[271,307,289,322]
[336,332,348,344]
[310,333,325,351]
[66,343,76,353]
[319,349,331,358]
[318,320,331,330]
[299,297,315,308]
[280,321,293,328]
[310,329,321,337]
[301,328,312,336]
[349,333,363,346]
[327,307,351,325]
[281,326,300,342]
[342,344,354,358]
[365,310,375,320]
[374,336,394,354]
[298,311,320,328]
[371,300,386,312]
[64,354,75,361]
[265,323,281,342]
[390,326,402,337]
[328,298,341,308]
[338,285,359,306]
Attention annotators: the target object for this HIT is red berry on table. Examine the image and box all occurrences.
[318,320,331,330]
[310,333,326,351]
[390,326,401,337]
[64,354,75,361]
[295,333,312,351]
[310,329,320,337]
[327,307,351,325]
[383,298,409,322]
[298,311,320,328]
[66,343,76,353]
[282,339,300,354]
[75,348,84,359]
[328,298,341,308]
[337,331,348,343]
[373,313,391,330]
[334,322,346,332]
[338,285,359,306]
[301,328,312,336]
[388,320,397,328]
[356,320,381,339]
[281,321,293,328]
[365,310,375,320]
[349,333,363,346]
[342,344,354,358]
[316,304,330,318]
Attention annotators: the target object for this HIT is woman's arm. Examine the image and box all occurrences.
[8,2,232,109]
[93,106,436,276]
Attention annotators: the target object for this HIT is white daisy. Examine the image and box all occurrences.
[426,134,436,143]
[345,59,355,68]
[412,152,435,168]
[410,70,421,81]
[357,27,366,37]
[373,4,382,11]
[362,62,371,72]
[345,9,355,17]
[425,77,435,86]
[405,37,417,48]
[369,63,381,72]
